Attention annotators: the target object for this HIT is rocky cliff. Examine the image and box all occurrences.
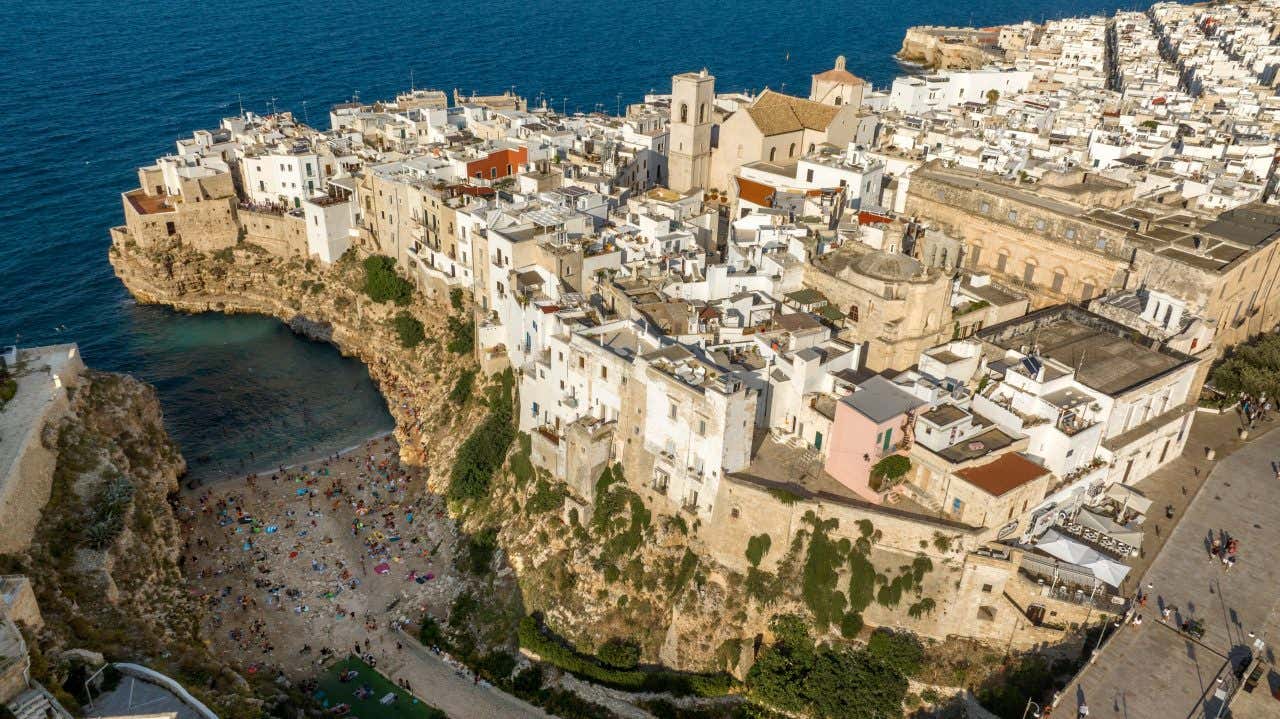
[107,238,961,679]
[0,369,279,718]
[898,27,999,70]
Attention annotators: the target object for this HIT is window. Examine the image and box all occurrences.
[697,419,706,436]
[165,221,176,236]
[979,201,991,214]
[1035,219,1046,231]
[600,366,608,380]
[1065,227,1077,240]
[1007,210,1018,222]
[1052,272,1065,292]
[306,163,313,177]
[1081,283,1095,301]
[1023,263,1036,284]
[996,252,1009,273]
[769,148,777,162]
[970,246,982,267]
[669,403,678,420]
[788,142,796,157]
[806,169,814,182]
[698,103,706,123]
[490,168,497,179]
[849,304,859,322]
[679,103,688,123]
[981,583,993,593]
[808,143,815,153]
[578,357,585,369]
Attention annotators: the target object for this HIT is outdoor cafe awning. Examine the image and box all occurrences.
[1105,483,1152,515]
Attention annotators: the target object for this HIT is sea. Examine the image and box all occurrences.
[0,0,1154,482]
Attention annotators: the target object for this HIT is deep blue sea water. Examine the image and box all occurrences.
[0,0,1152,481]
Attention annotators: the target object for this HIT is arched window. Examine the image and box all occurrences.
[698,103,706,123]
[679,103,688,123]
[769,147,777,162]
[789,143,796,157]
[849,304,860,322]
[808,143,815,154]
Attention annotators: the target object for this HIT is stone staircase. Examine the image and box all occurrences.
[6,685,72,719]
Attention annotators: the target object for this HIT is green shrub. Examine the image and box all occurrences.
[597,638,640,669]
[362,255,413,304]
[448,370,516,502]
[745,533,772,567]
[747,614,909,719]
[449,369,476,405]
[462,527,499,575]
[0,378,16,405]
[865,629,923,677]
[869,455,911,492]
[419,617,447,649]
[839,612,864,639]
[526,479,565,514]
[513,665,544,694]
[478,651,518,682]
[517,616,734,697]
[447,314,475,354]
[392,311,425,348]
[450,288,465,311]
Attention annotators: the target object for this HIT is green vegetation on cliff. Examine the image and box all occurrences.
[447,369,515,502]
[747,616,915,719]
[392,311,426,348]
[517,616,735,696]
[362,255,414,305]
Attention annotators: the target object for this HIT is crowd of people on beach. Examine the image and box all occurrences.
[178,436,459,676]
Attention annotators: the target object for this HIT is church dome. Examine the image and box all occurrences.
[850,251,924,282]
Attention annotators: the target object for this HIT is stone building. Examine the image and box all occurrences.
[905,162,1280,355]
[808,55,868,108]
[668,70,716,193]
[805,248,952,372]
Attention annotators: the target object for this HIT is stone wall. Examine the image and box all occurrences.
[0,347,84,555]
[240,209,308,259]
[702,475,979,576]
[906,171,1130,307]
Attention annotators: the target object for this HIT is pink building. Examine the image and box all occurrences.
[824,376,925,502]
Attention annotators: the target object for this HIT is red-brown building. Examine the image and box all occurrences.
[466,147,528,181]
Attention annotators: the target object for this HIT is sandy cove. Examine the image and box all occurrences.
[178,434,467,678]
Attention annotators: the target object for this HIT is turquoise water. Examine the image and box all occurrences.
[1,0,1157,481]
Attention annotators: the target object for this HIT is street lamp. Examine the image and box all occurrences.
[1022,699,1042,718]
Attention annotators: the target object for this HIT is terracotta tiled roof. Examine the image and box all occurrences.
[813,68,866,85]
[955,453,1049,497]
[745,90,840,136]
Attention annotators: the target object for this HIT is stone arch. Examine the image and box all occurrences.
[769,147,777,162]
[789,142,797,157]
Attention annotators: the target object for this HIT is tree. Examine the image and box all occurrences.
[865,629,924,678]
[597,638,640,669]
[392,311,425,348]
[986,89,1000,105]
[362,255,413,305]
[747,614,909,719]
[870,454,911,491]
